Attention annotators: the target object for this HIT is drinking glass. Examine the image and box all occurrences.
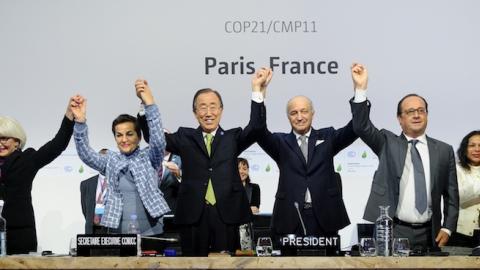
[69,237,77,256]
[359,237,376,257]
[393,238,410,257]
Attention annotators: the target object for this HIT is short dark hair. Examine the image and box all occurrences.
[192,88,223,112]
[457,130,480,171]
[237,157,251,184]
[396,93,429,116]
[111,114,142,140]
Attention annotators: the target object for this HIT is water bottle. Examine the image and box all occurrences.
[0,200,6,256]
[127,214,140,234]
[375,205,393,256]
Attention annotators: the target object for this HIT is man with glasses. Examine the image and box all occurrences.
[163,68,269,256]
[350,63,459,253]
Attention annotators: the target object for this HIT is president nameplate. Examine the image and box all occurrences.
[279,235,341,256]
[76,234,139,256]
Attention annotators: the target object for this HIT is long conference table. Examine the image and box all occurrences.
[0,256,479,269]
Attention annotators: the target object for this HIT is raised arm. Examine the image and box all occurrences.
[351,63,368,90]
[252,67,273,98]
[72,95,108,173]
[135,79,165,171]
[237,67,272,154]
[349,63,386,155]
[248,67,283,161]
[32,96,75,169]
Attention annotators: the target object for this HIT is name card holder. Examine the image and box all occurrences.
[76,234,140,257]
[278,235,341,256]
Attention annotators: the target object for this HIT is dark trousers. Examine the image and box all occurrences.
[393,222,433,253]
[7,227,37,255]
[180,203,238,256]
[295,207,336,236]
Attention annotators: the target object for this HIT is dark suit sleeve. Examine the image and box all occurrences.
[32,116,74,169]
[137,113,149,143]
[332,120,358,155]
[250,183,261,208]
[165,131,180,155]
[254,101,281,161]
[236,101,267,154]
[442,146,459,232]
[350,99,386,155]
[80,180,88,219]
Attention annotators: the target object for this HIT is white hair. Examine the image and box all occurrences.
[0,116,27,149]
[286,95,315,115]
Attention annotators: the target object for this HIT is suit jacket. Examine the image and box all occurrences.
[0,116,73,254]
[244,182,260,208]
[166,101,265,225]
[159,154,182,213]
[80,175,100,234]
[350,99,459,246]
[257,117,357,234]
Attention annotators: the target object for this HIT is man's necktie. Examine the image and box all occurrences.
[299,135,312,203]
[300,135,308,162]
[410,139,427,214]
[205,133,216,205]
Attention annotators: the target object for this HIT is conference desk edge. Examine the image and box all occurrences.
[0,256,479,269]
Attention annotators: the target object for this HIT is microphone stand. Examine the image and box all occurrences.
[294,202,307,236]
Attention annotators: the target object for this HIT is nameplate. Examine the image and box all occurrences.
[278,235,341,256]
[76,234,139,257]
[280,235,340,248]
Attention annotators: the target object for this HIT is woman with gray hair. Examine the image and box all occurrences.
[0,97,76,254]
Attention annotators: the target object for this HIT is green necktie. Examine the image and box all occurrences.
[205,133,216,205]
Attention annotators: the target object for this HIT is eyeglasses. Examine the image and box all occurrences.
[196,105,221,115]
[0,137,13,143]
[403,108,427,116]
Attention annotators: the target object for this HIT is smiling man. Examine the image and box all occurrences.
[254,66,358,247]
[164,69,268,256]
[350,63,459,253]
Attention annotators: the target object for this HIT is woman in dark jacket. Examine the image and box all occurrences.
[0,97,75,254]
[238,157,260,213]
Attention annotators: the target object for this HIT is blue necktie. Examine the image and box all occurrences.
[410,139,427,214]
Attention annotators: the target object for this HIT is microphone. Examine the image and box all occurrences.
[141,236,179,242]
[294,201,307,236]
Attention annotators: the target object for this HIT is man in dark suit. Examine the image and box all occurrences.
[80,149,108,234]
[163,69,268,256]
[159,152,181,214]
[349,63,459,251]
[255,67,357,239]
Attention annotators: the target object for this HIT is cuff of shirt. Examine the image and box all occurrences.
[353,89,367,103]
[252,92,264,103]
[138,103,146,116]
[440,228,452,236]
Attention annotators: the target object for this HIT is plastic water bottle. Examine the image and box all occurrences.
[127,214,141,256]
[375,205,393,256]
[127,214,140,234]
[0,200,7,256]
